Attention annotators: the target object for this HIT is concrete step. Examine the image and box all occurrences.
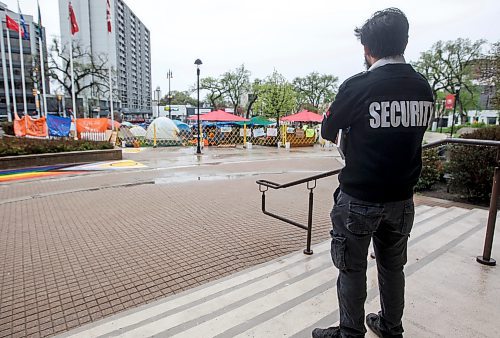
[58,206,499,338]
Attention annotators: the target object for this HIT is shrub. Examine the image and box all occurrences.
[446,126,500,202]
[0,122,14,136]
[0,137,113,157]
[437,122,488,135]
[415,148,443,191]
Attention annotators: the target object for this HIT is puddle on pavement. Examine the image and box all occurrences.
[154,170,323,185]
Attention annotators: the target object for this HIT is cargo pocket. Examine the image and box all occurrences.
[400,200,415,235]
[330,234,347,271]
[346,202,383,235]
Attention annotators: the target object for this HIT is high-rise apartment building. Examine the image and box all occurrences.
[0,2,49,120]
[58,0,152,116]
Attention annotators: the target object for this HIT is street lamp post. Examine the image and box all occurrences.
[56,90,63,116]
[155,86,161,118]
[450,84,461,137]
[167,70,173,119]
[195,59,202,154]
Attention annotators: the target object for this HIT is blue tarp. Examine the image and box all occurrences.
[47,114,71,137]
[172,120,190,131]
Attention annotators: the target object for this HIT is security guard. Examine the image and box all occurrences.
[313,8,434,338]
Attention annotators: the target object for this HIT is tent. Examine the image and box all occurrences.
[172,120,190,131]
[145,117,180,140]
[235,116,274,126]
[281,110,323,123]
[121,121,134,127]
[129,126,147,137]
[118,126,134,139]
[187,110,249,122]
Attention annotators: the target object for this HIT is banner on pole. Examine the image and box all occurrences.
[47,114,71,137]
[445,94,456,110]
[13,116,48,137]
[76,118,108,136]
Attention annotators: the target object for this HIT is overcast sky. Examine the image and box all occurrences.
[3,0,500,97]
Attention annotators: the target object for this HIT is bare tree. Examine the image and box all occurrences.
[199,76,228,110]
[48,38,112,115]
[221,64,251,116]
[245,79,263,118]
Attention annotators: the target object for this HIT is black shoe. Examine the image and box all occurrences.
[366,313,403,338]
[312,326,341,338]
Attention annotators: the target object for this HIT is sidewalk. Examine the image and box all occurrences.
[58,205,500,337]
[0,145,497,337]
[0,150,341,337]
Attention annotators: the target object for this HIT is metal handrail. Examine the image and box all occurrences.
[256,169,342,255]
[423,137,500,149]
[257,137,499,264]
[422,137,500,266]
[256,169,341,190]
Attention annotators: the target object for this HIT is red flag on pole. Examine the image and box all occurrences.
[445,94,456,110]
[106,0,112,33]
[69,2,79,35]
[5,15,20,32]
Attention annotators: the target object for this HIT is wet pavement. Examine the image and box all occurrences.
[2,134,493,338]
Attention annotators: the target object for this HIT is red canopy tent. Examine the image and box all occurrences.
[188,110,249,122]
[280,110,323,123]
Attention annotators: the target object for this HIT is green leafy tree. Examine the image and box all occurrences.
[254,70,296,122]
[412,38,486,121]
[159,90,197,106]
[292,72,338,110]
[221,64,251,116]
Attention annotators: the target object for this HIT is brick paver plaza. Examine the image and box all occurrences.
[0,147,342,337]
[0,145,495,337]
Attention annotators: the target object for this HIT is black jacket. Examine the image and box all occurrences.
[322,63,434,202]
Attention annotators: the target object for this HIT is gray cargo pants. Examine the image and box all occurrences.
[330,188,414,337]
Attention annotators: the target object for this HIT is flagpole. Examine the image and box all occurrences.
[6,28,17,118]
[38,35,48,117]
[17,13,27,115]
[70,37,77,139]
[107,0,114,131]
[0,21,12,122]
[108,61,114,130]
[37,0,48,118]
[68,1,78,139]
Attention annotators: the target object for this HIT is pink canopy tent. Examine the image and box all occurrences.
[188,110,249,122]
[107,119,121,130]
[280,110,323,123]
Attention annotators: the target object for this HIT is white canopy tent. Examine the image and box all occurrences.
[145,117,180,140]
[129,126,147,137]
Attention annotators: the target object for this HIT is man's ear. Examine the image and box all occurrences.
[364,45,371,56]
[363,45,377,66]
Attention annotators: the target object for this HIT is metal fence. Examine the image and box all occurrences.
[119,125,320,148]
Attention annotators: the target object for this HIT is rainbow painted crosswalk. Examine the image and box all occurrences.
[0,165,85,183]
[0,160,146,183]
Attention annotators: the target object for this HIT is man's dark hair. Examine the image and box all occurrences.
[354,8,409,58]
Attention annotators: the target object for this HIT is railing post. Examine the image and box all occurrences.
[477,165,499,266]
[304,180,316,255]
